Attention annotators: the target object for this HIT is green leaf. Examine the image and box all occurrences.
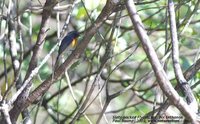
[76,7,87,20]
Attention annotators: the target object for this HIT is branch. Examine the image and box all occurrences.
[24,0,116,111]
[184,58,200,81]
[125,0,198,123]
[9,0,58,123]
[24,0,58,80]
[0,103,12,124]
[168,0,198,113]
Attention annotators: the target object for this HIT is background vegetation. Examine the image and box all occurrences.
[0,0,200,123]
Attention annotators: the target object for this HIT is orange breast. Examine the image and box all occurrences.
[71,38,77,48]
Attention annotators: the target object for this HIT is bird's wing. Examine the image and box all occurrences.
[58,36,72,55]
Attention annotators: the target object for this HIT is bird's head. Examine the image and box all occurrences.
[67,31,80,48]
[67,31,80,39]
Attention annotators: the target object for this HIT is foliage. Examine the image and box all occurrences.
[0,0,200,123]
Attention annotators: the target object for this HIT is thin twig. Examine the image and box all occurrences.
[126,0,198,123]
[168,0,198,113]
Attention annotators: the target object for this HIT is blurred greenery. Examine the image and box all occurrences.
[1,0,200,123]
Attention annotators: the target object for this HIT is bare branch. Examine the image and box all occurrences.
[9,0,58,123]
[168,0,198,113]
[126,0,198,123]
[24,0,116,113]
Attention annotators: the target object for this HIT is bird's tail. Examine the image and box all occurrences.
[54,54,60,70]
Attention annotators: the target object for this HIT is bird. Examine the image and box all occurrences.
[55,31,80,67]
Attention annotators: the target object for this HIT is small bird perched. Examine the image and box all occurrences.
[55,31,80,68]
